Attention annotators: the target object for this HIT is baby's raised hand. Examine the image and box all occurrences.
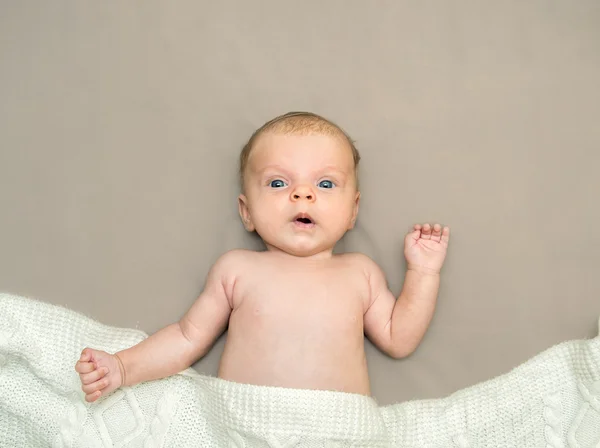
[404,223,450,274]
[75,348,124,403]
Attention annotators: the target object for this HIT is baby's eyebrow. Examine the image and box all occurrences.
[319,166,348,178]
[255,164,350,179]
[256,164,289,176]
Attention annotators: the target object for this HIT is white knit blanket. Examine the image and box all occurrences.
[1,293,599,448]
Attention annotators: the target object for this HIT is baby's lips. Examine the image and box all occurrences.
[293,212,315,224]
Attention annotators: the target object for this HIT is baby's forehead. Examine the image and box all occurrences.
[250,132,353,161]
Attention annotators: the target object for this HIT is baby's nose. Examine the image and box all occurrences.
[290,185,315,202]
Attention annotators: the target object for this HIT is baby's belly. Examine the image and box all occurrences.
[217,310,371,395]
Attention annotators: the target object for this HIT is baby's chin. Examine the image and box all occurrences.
[262,239,335,259]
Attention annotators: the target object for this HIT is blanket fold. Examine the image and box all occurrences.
[1,293,599,447]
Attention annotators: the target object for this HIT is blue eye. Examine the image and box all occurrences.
[269,179,287,188]
[318,180,335,189]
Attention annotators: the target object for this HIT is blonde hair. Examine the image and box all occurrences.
[239,111,360,189]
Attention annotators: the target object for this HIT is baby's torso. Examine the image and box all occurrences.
[218,252,373,395]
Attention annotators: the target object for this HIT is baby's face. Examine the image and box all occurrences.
[239,132,359,258]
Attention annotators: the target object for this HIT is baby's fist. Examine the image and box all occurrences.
[75,348,124,403]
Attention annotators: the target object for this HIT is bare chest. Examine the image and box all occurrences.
[230,261,369,329]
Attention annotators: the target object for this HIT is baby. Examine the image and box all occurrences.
[75,112,450,402]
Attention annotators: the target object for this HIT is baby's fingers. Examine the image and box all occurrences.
[441,226,450,245]
[431,223,442,241]
[85,390,102,403]
[420,223,432,240]
[79,348,92,362]
[82,377,109,397]
[75,360,95,374]
[80,366,109,386]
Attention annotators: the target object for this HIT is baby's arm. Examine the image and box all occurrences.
[75,251,238,402]
[116,252,235,386]
[363,260,440,358]
[362,223,449,358]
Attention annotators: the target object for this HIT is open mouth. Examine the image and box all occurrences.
[293,213,315,227]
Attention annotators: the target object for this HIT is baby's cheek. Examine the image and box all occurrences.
[252,215,279,241]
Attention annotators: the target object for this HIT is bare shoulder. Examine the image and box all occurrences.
[209,249,256,281]
[337,252,380,271]
[214,249,256,265]
[340,252,388,287]
[205,250,258,299]
[209,249,258,277]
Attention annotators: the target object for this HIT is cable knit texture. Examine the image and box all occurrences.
[1,293,599,447]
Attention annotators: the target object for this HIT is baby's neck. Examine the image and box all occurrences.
[263,244,335,262]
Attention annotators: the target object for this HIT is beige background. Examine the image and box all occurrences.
[1,1,599,405]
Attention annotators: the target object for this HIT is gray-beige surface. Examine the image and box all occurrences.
[1,1,598,406]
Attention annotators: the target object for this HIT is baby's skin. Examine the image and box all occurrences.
[76,114,450,402]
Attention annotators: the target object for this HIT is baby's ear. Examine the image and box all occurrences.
[348,191,360,229]
[238,194,255,232]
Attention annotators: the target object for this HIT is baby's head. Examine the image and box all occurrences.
[238,112,361,258]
